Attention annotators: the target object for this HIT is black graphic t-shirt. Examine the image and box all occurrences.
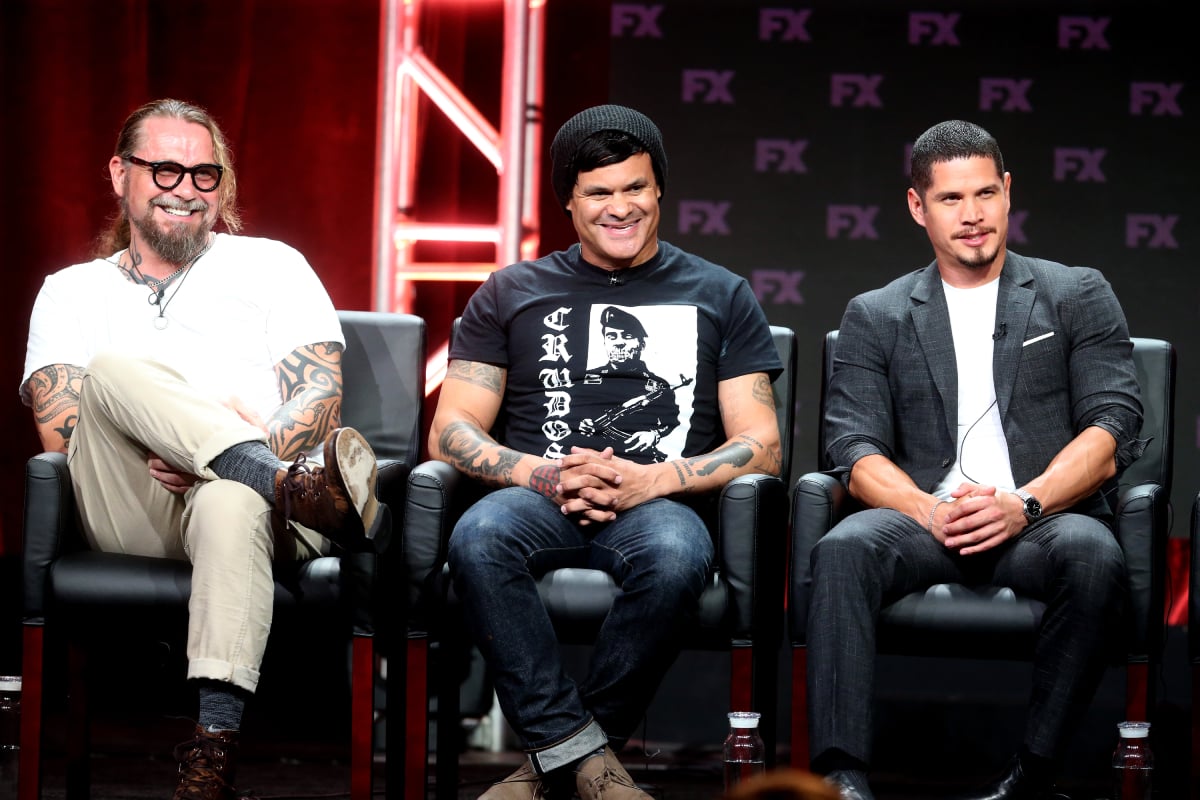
[451,241,783,464]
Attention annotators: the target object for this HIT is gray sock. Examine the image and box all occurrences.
[197,679,249,732]
[210,441,282,503]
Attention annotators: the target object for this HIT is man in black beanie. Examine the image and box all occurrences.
[428,104,784,799]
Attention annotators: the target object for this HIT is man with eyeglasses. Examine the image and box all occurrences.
[20,98,386,800]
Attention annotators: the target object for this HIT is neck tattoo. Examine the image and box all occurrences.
[145,236,214,330]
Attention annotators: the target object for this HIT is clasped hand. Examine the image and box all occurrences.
[552,446,654,526]
[935,483,1028,555]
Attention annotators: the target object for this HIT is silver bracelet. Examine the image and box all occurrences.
[927,500,946,532]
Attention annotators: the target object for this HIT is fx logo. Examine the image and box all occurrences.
[755,139,809,173]
[759,8,812,42]
[830,74,883,108]
[1130,83,1183,116]
[1058,16,1110,49]
[682,69,735,103]
[1008,210,1029,245]
[826,205,879,239]
[908,12,960,45]
[679,201,732,235]
[980,78,1033,112]
[1126,214,1179,249]
[611,4,663,38]
[1053,148,1107,182]
[751,270,806,305]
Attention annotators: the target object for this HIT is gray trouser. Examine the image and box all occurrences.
[807,506,1125,767]
[68,352,324,692]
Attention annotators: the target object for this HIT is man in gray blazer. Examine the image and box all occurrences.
[808,120,1146,800]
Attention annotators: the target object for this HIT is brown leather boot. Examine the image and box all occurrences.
[172,724,238,800]
[274,427,387,552]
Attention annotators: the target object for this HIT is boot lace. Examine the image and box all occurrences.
[172,734,234,800]
[280,454,327,522]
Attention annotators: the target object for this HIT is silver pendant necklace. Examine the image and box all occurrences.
[148,236,213,330]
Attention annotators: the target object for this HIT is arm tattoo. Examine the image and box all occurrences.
[751,374,775,409]
[270,342,343,460]
[438,420,524,486]
[529,464,561,498]
[27,364,85,451]
[446,360,504,395]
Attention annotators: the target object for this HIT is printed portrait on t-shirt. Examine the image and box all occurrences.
[532,303,698,464]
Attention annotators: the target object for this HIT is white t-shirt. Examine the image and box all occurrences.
[932,278,1016,499]
[21,233,344,425]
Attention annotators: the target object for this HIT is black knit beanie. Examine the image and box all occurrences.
[549,104,668,208]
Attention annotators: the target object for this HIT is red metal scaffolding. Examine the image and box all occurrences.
[372,0,546,314]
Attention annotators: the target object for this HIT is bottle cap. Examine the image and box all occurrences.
[1117,721,1150,738]
[728,711,761,728]
[0,676,20,692]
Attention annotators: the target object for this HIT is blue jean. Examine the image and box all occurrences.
[807,507,1125,769]
[447,487,714,773]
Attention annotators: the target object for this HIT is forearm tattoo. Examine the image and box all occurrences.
[438,420,524,486]
[446,360,504,395]
[27,364,85,451]
[270,342,343,460]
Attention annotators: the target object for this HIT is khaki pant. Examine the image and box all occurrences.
[68,352,325,692]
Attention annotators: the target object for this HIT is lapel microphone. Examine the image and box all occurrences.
[992,323,1007,340]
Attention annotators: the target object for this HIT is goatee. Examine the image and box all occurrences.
[128,197,215,265]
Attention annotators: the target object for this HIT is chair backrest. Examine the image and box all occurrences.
[817,330,1174,491]
[449,318,796,482]
[338,310,426,464]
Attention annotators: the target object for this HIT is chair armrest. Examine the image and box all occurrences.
[403,459,483,629]
[1114,481,1169,662]
[717,473,788,641]
[22,452,76,624]
[788,471,848,645]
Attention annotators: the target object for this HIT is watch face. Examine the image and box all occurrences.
[1024,496,1042,519]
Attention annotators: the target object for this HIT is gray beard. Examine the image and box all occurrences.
[129,201,214,265]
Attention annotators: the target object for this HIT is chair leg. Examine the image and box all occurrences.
[1192,665,1200,797]
[729,646,752,712]
[434,637,464,800]
[402,637,429,800]
[18,625,44,800]
[1125,661,1150,722]
[790,646,810,770]
[350,635,375,800]
[65,640,89,800]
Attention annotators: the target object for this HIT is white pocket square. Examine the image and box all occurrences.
[1023,331,1055,347]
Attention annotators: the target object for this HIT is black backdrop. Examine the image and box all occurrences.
[609,0,1195,560]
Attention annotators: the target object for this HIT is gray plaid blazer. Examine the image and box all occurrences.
[824,250,1145,519]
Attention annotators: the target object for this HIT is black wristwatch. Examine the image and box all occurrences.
[1014,489,1043,523]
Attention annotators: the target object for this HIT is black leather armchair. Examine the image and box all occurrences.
[18,310,426,800]
[788,332,1174,768]
[398,324,796,800]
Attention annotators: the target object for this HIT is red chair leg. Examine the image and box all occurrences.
[791,647,809,770]
[1125,661,1149,722]
[350,635,375,800]
[18,625,43,800]
[729,647,752,712]
[405,637,429,800]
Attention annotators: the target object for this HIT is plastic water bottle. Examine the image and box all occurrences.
[1111,720,1152,800]
[0,675,20,799]
[723,711,766,792]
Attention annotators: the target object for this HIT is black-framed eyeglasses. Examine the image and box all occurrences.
[124,155,224,192]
